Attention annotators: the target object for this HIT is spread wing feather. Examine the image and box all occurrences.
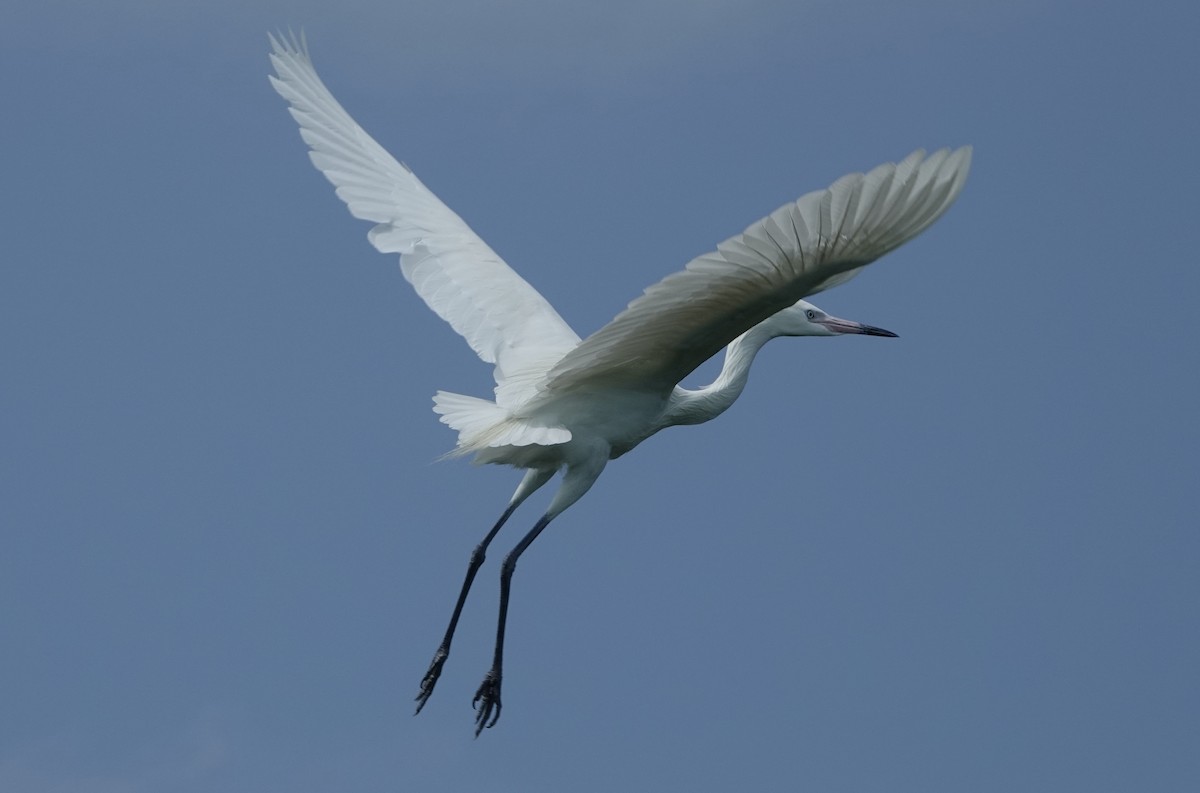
[268,32,580,408]
[539,147,971,398]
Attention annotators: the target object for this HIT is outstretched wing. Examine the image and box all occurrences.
[539,147,971,398]
[268,33,580,407]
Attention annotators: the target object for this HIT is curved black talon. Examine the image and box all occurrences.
[414,648,448,715]
[472,671,503,736]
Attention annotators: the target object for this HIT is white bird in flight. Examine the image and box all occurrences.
[269,32,971,735]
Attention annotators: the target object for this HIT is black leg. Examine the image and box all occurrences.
[414,502,519,714]
[473,513,553,735]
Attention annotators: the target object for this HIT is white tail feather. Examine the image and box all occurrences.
[433,391,572,455]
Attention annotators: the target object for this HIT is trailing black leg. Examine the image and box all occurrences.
[414,502,518,714]
[473,513,553,735]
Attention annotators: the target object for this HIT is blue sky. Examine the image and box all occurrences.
[3,1,1198,791]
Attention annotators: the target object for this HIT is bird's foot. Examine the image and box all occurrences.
[472,669,503,736]
[414,648,449,715]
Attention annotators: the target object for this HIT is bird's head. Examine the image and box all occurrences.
[771,299,898,338]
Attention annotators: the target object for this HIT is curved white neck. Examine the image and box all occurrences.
[660,323,778,428]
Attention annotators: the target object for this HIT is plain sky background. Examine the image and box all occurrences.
[3,1,1198,791]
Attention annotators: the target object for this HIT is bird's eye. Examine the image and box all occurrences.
[805,309,817,320]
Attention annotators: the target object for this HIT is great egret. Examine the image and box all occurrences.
[268,32,971,735]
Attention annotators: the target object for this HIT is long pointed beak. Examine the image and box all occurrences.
[819,316,898,338]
